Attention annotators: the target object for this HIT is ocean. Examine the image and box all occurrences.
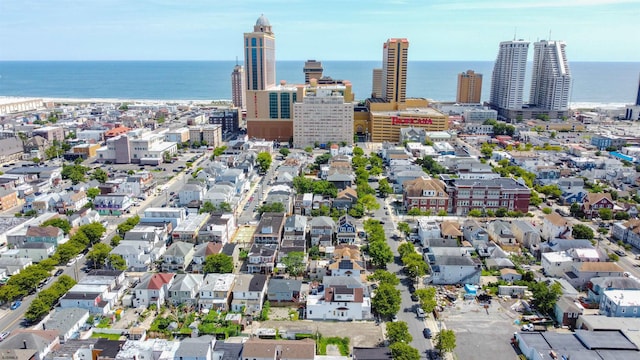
[0,61,638,105]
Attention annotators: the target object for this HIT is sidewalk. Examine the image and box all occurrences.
[424,313,454,360]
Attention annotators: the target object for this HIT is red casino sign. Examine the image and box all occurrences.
[391,116,433,125]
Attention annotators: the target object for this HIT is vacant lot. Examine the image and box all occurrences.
[441,297,520,360]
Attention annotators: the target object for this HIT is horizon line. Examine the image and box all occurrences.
[1,59,639,63]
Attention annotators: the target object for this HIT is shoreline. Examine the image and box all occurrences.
[0,95,632,110]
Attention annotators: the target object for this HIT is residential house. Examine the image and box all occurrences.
[336,215,357,244]
[541,251,575,277]
[587,276,640,304]
[93,194,132,216]
[0,329,60,360]
[203,183,235,206]
[612,219,640,251]
[487,220,518,250]
[216,168,248,195]
[25,226,65,247]
[0,257,32,275]
[333,187,358,210]
[599,290,640,317]
[56,191,88,214]
[59,284,111,314]
[178,183,206,207]
[173,336,215,360]
[306,276,372,320]
[554,296,584,329]
[328,250,364,277]
[171,213,210,243]
[325,159,354,190]
[440,221,463,243]
[44,308,90,343]
[403,177,449,213]
[168,274,204,306]
[198,273,235,310]
[461,219,489,249]
[13,242,55,262]
[247,243,277,274]
[294,193,313,216]
[564,262,625,289]
[253,212,286,245]
[0,188,18,211]
[133,273,175,308]
[511,220,541,254]
[230,274,268,314]
[582,193,615,218]
[283,215,308,242]
[542,212,570,241]
[161,241,195,272]
[558,178,586,204]
[500,268,522,282]
[191,242,223,273]
[241,338,315,360]
[267,278,303,303]
[428,256,482,285]
[309,216,336,247]
[197,212,236,245]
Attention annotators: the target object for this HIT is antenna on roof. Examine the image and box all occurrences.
[513,27,517,41]
[548,29,552,41]
[235,56,239,66]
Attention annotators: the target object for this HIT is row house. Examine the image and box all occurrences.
[168,274,204,306]
[564,262,625,289]
[24,226,65,247]
[309,216,336,247]
[230,274,268,314]
[56,190,88,214]
[191,242,223,273]
[306,276,371,321]
[511,220,541,254]
[161,241,195,272]
[294,193,313,216]
[247,243,277,274]
[542,212,570,241]
[171,213,210,243]
[461,219,489,249]
[253,212,286,245]
[93,194,132,216]
[59,284,112,314]
[403,177,449,213]
[446,178,531,215]
[336,215,357,244]
[283,215,307,242]
[197,213,236,244]
[199,273,235,310]
[333,187,358,210]
[612,219,640,250]
[133,273,175,308]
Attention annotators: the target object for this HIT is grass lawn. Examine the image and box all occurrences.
[91,332,123,340]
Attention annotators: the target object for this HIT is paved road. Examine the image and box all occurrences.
[372,193,433,359]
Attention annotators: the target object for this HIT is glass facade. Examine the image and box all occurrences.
[269,92,278,119]
[280,93,290,119]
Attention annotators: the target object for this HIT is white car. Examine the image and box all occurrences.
[66,258,77,266]
[0,331,10,341]
[521,324,534,331]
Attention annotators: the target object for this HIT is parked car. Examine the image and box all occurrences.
[521,324,534,331]
[416,307,426,318]
[615,250,627,257]
[10,301,21,310]
[66,258,76,266]
[411,293,419,302]
[76,253,84,260]
[0,331,10,341]
[423,328,432,338]
[54,269,64,276]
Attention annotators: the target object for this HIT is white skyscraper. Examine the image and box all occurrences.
[529,40,571,111]
[490,40,529,110]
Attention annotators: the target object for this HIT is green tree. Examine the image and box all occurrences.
[40,218,71,235]
[108,254,128,270]
[415,287,437,313]
[0,285,26,303]
[480,142,494,158]
[87,243,112,269]
[598,208,613,220]
[368,240,393,268]
[25,297,51,322]
[279,148,290,157]
[402,253,428,279]
[572,224,594,240]
[358,194,380,213]
[407,208,422,216]
[304,146,313,153]
[367,269,399,286]
[542,207,553,215]
[377,178,393,197]
[468,209,483,217]
[615,211,630,220]
[256,152,272,173]
[398,242,416,259]
[218,202,232,212]
[213,146,227,157]
[199,201,217,214]
[281,251,306,277]
[529,281,562,315]
[389,342,420,360]
[257,202,285,215]
[203,254,234,274]
[91,168,108,183]
[32,157,41,164]
[386,321,413,344]
[396,222,411,236]
[163,151,172,163]
[372,283,401,319]
[117,215,140,236]
[110,234,122,247]
[86,187,100,200]
[369,166,383,177]
[434,329,456,356]
[61,164,89,184]
[353,147,364,157]
[78,222,106,244]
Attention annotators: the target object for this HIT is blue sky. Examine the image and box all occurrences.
[1,0,639,61]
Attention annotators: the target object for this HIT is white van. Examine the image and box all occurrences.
[416,307,426,319]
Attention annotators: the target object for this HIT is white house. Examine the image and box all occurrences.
[230,274,267,313]
[198,273,235,310]
[542,212,570,240]
[541,251,574,278]
[133,273,175,308]
[306,276,371,321]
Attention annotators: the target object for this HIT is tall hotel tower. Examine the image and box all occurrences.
[490,40,529,111]
[231,64,246,110]
[303,60,323,84]
[456,70,483,104]
[382,38,409,103]
[529,40,571,111]
[244,14,276,91]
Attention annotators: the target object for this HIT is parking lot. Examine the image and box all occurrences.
[441,297,520,360]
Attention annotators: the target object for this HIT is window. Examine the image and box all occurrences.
[269,93,278,119]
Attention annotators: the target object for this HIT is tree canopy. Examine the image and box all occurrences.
[367,269,399,286]
[389,342,421,360]
[256,152,272,173]
[572,224,594,240]
[40,218,71,235]
[257,202,285,215]
[386,321,413,344]
[434,329,456,355]
[87,243,112,269]
[371,283,401,319]
[203,254,234,274]
[280,251,306,277]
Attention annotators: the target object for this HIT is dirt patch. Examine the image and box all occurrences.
[255,319,384,348]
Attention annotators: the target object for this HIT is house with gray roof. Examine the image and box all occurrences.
[428,255,482,285]
[0,329,60,360]
[199,273,235,310]
[231,274,268,313]
[309,216,335,247]
[161,241,195,272]
[173,336,215,360]
[511,220,541,254]
[212,341,243,360]
[247,243,278,274]
[461,219,489,249]
[0,136,25,164]
[168,274,204,306]
[283,215,307,242]
[267,278,303,303]
[44,308,90,343]
[487,220,518,248]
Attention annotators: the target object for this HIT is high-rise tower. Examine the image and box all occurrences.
[635,73,640,106]
[490,40,529,111]
[529,40,571,111]
[243,14,276,91]
[371,68,383,98]
[457,70,483,104]
[303,60,323,84]
[382,38,409,103]
[231,63,246,110]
